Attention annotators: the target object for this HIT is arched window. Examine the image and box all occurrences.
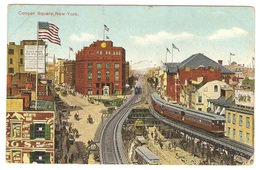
[214,85,218,92]
[9,58,13,64]
[106,71,110,81]
[88,71,92,80]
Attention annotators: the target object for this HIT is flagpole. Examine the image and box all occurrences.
[171,46,173,62]
[229,53,231,65]
[103,25,105,40]
[69,47,70,60]
[35,22,39,110]
[165,49,167,63]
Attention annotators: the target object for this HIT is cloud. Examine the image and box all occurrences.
[207,27,248,40]
[130,31,195,45]
[69,32,97,42]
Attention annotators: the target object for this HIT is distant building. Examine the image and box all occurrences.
[164,53,235,103]
[75,40,128,95]
[55,58,65,85]
[64,60,76,87]
[7,40,46,75]
[225,62,255,83]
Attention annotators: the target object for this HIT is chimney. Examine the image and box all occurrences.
[218,60,223,65]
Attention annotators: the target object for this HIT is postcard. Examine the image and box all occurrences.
[5,3,255,168]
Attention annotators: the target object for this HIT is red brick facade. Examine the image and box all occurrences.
[75,40,128,95]
[64,60,76,86]
[167,66,232,103]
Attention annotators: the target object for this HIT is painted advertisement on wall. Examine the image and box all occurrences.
[235,90,254,107]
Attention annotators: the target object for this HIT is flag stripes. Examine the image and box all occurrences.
[38,22,61,45]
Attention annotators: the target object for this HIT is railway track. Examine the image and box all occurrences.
[99,91,143,164]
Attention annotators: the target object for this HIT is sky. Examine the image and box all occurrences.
[6,3,255,68]
[1,1,259,170]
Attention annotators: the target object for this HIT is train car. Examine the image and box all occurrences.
[134,86,142,94]
[150,92,225,136]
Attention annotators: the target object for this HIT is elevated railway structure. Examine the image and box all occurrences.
[149,106,254,160]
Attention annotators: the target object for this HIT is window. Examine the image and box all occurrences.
[198,96,202,103]
[106,63,110,68]
[30,123,50,139]
[8,49,14,55]
[20,49,23,55]
[97,71,101,81]
[97,63,102,68]
[115,83,119,87]
[115,71,119,81]
[227,127,230,137]
[8,68,14,74]
[88,63,93,68]
[9,58,13,64]
[239,131,243,142]
[30,152,50,164]
[88,71,92,80]
[233,129,236,140]
[96,83,100,88]
[239,115,243,126]
[114,63,119,68]
[246,133,250,144]
[19,58,23,64]
[214,85,218,92]
[246,117,250,128]
[198,108,202,111]
[106,71,110,81]
[232,114,236,124]
[227,113,231,123]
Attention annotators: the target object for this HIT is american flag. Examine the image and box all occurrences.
[38,22,61,45]
[104,24,109,32]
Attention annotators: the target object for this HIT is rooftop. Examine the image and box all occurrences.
[165,53,234,74]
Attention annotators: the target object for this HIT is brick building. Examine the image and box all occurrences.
[7,40,46,75]
[75,40,129,95]
[164,53,235,103]
[64,60,76,87]
[6,111,55,163]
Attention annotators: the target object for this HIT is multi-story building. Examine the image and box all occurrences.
[55,58,65,85]
[164,53,235,103]
[64,60,76,87]
[75,40,128,95]
[225,105,254,147]
[6,110,55,163]
[208,88,254,147]
[180,80,230,112]
[7,40,46,75]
